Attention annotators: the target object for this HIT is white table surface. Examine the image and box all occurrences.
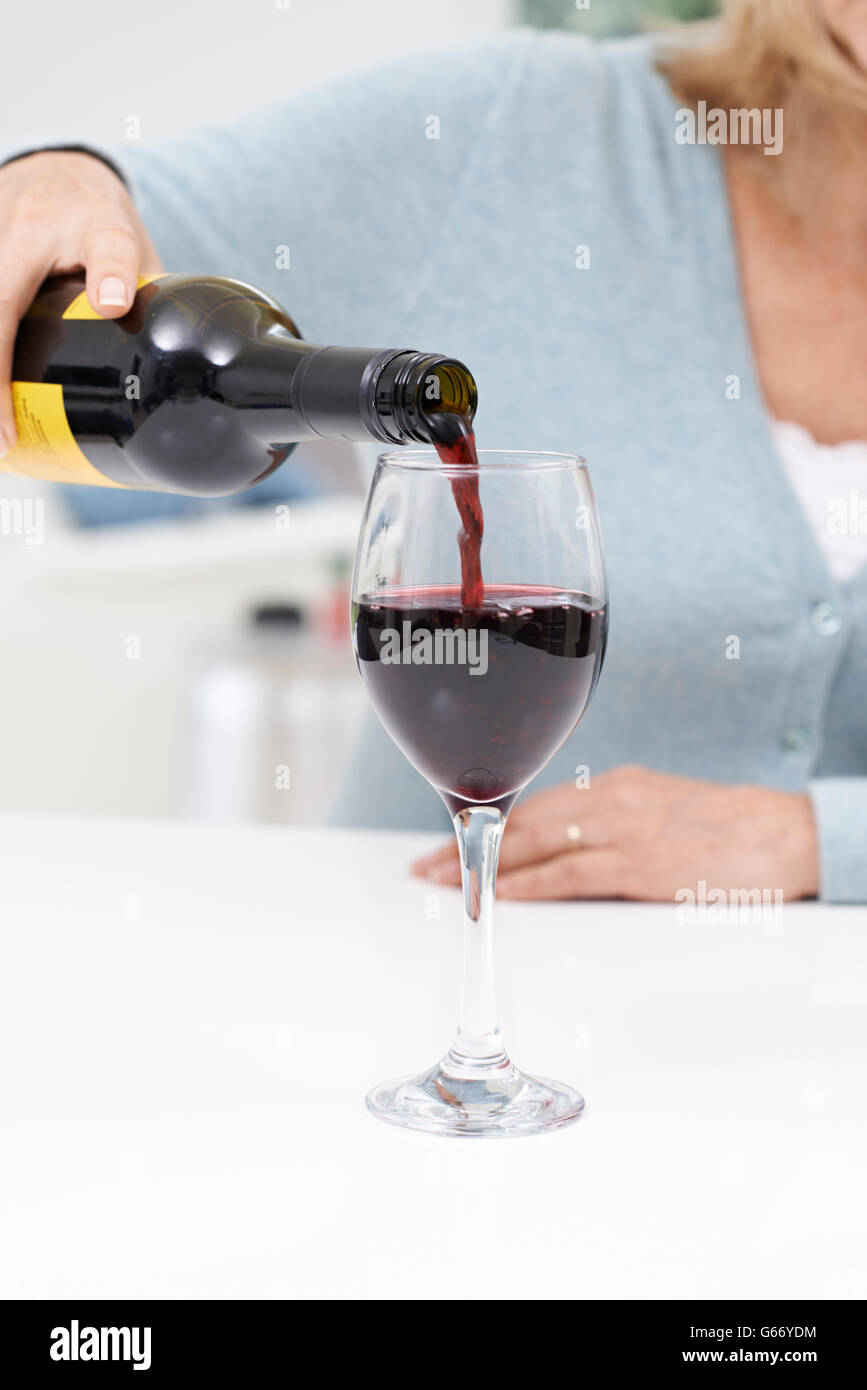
[1,814,865,1301]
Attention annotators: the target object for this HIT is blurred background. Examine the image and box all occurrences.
[0,0,717,826]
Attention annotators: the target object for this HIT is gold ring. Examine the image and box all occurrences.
[565,823,582,846]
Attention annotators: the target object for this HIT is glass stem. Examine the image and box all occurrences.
[445,805,510,1077]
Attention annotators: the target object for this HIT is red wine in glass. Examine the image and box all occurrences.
[354,584,607,815]
[368,411,606,809]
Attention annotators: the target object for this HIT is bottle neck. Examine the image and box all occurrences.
[231,337,477,446]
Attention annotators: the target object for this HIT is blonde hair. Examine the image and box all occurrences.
[657,0,867,124]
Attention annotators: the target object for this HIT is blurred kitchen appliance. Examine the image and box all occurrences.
[186,596,364,825]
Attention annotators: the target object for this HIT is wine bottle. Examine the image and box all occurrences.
[1,273,477,496]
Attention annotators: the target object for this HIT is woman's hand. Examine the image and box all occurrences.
[412,765,820,901]
[0,150,164,453]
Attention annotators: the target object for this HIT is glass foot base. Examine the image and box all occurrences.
[366,1055,585,1138]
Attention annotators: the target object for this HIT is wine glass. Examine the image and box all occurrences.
[351,449,607,1137]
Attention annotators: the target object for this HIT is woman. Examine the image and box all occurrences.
[0,0,864,901]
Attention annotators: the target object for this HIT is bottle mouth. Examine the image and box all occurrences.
[367,351,478,444]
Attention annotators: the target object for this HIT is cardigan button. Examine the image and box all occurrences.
[780,724,809,752]
[810,601,843,637]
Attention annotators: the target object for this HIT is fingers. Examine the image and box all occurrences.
[0,150,159,456]
[0,251,53,451]
[497,848,627,901]
[82,219,143,317]
[413,842,627,899]
[412,814,610,888]
[136,221,166,277]
[412,840,459,882]
[508,783,588,828]
[498,818,608,873]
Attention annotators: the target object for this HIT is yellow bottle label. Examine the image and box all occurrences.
[4,382,122,487]
[2,274,167,486]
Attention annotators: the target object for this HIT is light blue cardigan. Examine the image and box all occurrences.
[26,30,867,898]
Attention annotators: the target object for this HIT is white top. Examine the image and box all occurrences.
[1,813,865,1300]
[771,419,867,583]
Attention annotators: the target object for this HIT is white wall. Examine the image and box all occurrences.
[1,0,515,146]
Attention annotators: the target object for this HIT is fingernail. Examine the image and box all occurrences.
[98,276,128,307]
[0,424,14,457]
